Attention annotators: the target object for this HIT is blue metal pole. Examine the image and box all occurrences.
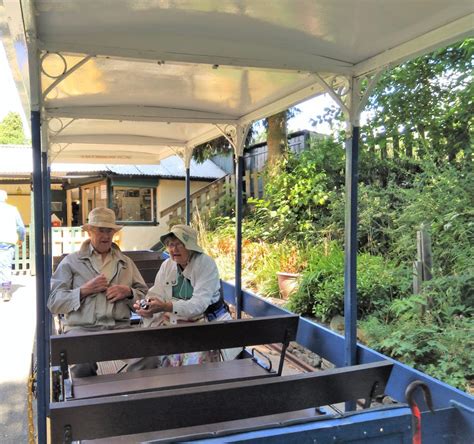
[42,155,52,410]
[32,110,47,443]
[185,167,191,225]
[235,155,244,318]
[344,125,359,369]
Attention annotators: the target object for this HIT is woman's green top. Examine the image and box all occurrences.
[172,266,194,300]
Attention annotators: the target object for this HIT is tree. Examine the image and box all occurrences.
[0,112,27,144]
[309,39,473,169]
[266,111,288,166]
[363,39,473,165]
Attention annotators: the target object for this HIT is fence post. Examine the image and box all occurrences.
[413,224,433,315]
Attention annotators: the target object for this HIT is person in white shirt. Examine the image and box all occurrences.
[0,189,25,302]
[128,224,233,370]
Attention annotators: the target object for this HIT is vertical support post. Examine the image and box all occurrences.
[224,123,250,319]
[32,111,47,443]
[106,178,113,210]
[41,151,52,408]
[66,189,72,226]
[181,147,193,226]
[235,154,244,319]
[185,166,191,225]
[344,125,359,369]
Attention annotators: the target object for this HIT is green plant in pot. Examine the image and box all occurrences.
[277,246,306,299]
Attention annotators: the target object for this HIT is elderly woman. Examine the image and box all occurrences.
[132,224,232,367]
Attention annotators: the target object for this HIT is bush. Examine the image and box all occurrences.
[246,137,344,242]
[360,273,473,391]
[288,243,409,321]
[361,308,473,391]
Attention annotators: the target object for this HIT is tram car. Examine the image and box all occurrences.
[1,1,472,442]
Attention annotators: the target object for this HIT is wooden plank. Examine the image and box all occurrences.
[50,361,393,442]
[245,169,251,196]
[82,408,322,443]
[122,250,163,262]
[253,171,260,199]
[50,315,299,366]
[72,359,271,400]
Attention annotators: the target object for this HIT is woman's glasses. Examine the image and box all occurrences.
[166,241,185,250]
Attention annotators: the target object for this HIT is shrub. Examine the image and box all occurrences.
[288,243,408,321]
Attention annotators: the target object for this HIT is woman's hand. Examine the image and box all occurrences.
[133,297,173,317]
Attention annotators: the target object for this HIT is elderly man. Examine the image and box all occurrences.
[0,190,26,302]
[48,207,148,377]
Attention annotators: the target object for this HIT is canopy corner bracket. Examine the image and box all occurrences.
[215,123,251,158]
[314,69,385,131]
[41,53,93,100]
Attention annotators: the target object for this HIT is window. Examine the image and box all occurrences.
[81,180,108,223]
[112,187,154,222]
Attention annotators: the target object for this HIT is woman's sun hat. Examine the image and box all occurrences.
[82,207,123,231]
[160,224,203,253]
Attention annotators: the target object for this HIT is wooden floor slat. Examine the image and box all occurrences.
[97,360,126,375]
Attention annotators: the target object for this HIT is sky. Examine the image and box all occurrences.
[0,42,29,133]
[0,41,337,140]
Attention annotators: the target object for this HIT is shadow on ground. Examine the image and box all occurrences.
[11,284,26,293]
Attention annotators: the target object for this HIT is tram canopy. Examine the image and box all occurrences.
[1,1,472,163]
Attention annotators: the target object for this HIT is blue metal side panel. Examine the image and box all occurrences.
[420,407,474,444]
[196,407,413,443]
[220,282,474,438]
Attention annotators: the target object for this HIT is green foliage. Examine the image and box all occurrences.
[361,277,473,390]
[0,112,27,144]
[247,137,344,241]
[386,163,474,273]
[363,39,473,164]
[288,243,408,321]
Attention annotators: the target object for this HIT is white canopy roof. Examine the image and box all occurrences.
[1,1,472,164]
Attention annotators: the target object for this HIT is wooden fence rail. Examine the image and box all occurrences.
[12,227,90,276]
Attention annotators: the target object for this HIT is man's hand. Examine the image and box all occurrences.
[79,274,108,300]
[106,284,132,303]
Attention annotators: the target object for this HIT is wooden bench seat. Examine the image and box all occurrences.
[50,360,394,443]
[73,359,273,399]
[50,315,300,402]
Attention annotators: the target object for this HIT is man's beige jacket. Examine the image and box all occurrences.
[48,240,148,332]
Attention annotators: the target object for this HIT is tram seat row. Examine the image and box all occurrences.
[50,314,299,402]
[49,313,394,443]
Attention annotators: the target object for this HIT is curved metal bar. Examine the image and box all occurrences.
[405,380,435,413]
[42,54,93,99]
[40,51,67,79]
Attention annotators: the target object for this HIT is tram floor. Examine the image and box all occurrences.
[95,343,305,377]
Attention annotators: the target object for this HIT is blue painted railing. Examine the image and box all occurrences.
[221,281,474,443]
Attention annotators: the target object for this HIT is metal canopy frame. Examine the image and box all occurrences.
[1,1,473,442]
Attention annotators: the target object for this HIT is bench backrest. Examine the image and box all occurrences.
[50,314,299,366]
[53,249,164,286]
[49,360,393,443]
